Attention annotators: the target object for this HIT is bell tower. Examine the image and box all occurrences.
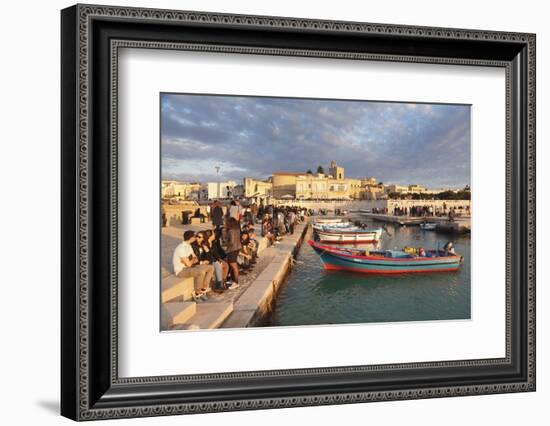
[329,160,344,180]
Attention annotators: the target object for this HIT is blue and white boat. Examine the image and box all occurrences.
[309,240,462,274]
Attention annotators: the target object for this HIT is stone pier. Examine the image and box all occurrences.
[359,212,471,233]
[160,219,309,331]
[221,222,308,329]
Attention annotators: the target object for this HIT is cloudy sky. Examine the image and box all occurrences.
[161,93,470,188]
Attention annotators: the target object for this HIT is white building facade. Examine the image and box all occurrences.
[207,181,237,199]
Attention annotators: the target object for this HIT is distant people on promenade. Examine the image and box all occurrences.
[385,203,465,218]
[193,208,206,223]
[172,230,214,302]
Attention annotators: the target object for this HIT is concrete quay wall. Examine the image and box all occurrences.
[360,212,471,232]
[221,221,308,329]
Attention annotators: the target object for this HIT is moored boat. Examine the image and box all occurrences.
[419,223,437,230]
[314,227,383,244]
[308,240,462,274]
[313,217,346,225]
[312,221,357,232]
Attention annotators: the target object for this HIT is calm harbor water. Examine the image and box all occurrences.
[270,219,471,326]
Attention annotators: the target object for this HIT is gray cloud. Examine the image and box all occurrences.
[161,94,470,188]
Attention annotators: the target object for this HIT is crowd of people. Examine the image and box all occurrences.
[392,204,467,218]
[371,207,389,214]
[171,200,308,303]
[370,204,468,219]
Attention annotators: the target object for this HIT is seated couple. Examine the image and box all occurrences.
[172,230,238,303]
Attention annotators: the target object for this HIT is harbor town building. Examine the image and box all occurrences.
[163,160,466,203]
[161,181,201,200]
[206,180,237,199]
[273,161,366,200]
[243,177,273,200]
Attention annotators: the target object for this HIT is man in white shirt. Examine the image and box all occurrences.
[228,200,241,222]
[172,230,214,300]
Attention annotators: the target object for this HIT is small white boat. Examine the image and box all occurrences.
[313,217,346,225]
[312,221,356,232]
[315,228,383,244]
[419,223,437,230]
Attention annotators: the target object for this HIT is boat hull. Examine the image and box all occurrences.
[315,228,382,244]
[308,240,461,274]
[311,222,354,231]
[313,217,345,224]
[312,222,357,232]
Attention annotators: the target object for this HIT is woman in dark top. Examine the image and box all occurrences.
[204,229,229,291]
[191,231,210,264]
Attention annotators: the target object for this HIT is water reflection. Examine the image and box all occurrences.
[271,218,471,326]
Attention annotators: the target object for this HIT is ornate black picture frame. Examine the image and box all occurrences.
[61,4,536,421]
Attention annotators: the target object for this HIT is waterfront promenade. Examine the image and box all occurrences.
[161,218,308,330]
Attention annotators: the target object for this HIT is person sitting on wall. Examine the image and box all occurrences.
[191,231,210,265]
[193,207,206,223]
[244,223,259,258]
[238,232,254,271]
[261,216,276,246]
[172,230,214,302]
[241,231,257,264]
[201,230,230,292]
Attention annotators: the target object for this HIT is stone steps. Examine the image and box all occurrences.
[162,275,194,302]
[161,301,197,329]
[172,302,234,330]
